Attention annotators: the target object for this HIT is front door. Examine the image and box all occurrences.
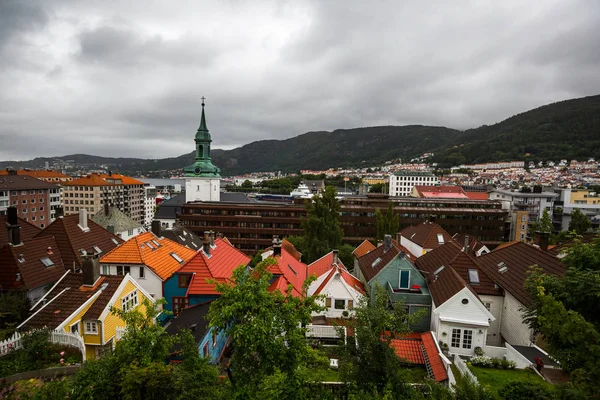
[450,328,474,355]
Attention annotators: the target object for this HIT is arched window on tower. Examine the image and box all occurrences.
[199,145,204,158]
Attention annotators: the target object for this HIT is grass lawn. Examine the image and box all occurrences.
[307,366,341,382]
[469,366,552,396]
[403,367,428,383]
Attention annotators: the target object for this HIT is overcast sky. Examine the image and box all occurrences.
[1,0,600,161]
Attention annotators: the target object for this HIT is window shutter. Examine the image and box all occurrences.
[348,300,354,310]
[326,298,332,308]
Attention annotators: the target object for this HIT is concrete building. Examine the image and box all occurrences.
[556,188,600,231]
[0,171,61,228]
[62,173,145,225]
[389,170,439,197]
[92,205,146,241]
[143,184,157,227]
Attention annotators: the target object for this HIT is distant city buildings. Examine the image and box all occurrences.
[388,170,439,197]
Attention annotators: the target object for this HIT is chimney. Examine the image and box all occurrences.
[332,249,339,265]
[429,215,436,224]
[151,220,161,237]
[377,240,383,247]
[6,168,17,176]
[107,225,115,234]
[202,231,211,255]
[534,231,550,251]
[55,207,64,218]
[209,231,215,247]
[463,234,470,252]
[384,234,392,252]
[82,253,101,286]
[272,235,282,256]
[79,208,88,230]
[104,202,109,216]
[6,207,21,246]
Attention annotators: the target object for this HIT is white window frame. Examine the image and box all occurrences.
[122,290,139,312]
[85,321,98,335]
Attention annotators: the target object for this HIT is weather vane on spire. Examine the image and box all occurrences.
[201,96,206,107]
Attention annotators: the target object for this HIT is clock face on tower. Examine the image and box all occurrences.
[194,167,200,174]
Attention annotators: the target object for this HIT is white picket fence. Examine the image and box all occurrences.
[0,330,86,361]
[453,354,478,384]
[306,325,346,339]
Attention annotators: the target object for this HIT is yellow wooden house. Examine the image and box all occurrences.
[18,256,154,360]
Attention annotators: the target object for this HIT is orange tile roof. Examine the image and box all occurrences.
[308,251,347,279]
[0,169,71,179]
[63,173,144,187]
[465,192,489,201]
[352,239,376,258]
[312,265,366,296]
[179,238,251,295]
[282,239,302,261]
[390,337,425,364]
[494,240,520,251]
[100,232,196,280]
[421,332,448,382]
[389,332,448,382]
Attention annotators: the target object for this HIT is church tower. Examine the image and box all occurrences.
[184,98,221,202]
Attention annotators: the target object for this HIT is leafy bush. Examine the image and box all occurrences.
[498,380,554,400]
[500,358,516,369]
[470,356,492,368]
[491,358,501,369]
[474,347,484,357]
[470,356,516,369]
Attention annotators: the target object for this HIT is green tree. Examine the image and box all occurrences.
[369,183,385,193]
[498,381,554,400]
[568,209,591,235]
[301,186,343,263]
[338,243,356,270]
[207,259,326,399]
[241,179,253,189]
[0,290,30,340]
[538,209,554,233]
[338,285,427,398]
[375,203,400,241]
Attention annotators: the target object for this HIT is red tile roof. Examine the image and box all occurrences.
[21,272,126,329]
[400,222,454,250]
[179,238,251,295]
[477,241,566,306]
[0,236,65,290]
[100,231,196,280]
[62,173,144,187]
[268,248,308,298]
[308,251,347,279]
[0,215,42,248]
[0,169,72,180]
[312,265,366,296]
[353,239,376,258]
[36,215,123,268]
[282,239,302,261]
[465,192,489,201]
[421,332,448,382]
[388,332,448,382]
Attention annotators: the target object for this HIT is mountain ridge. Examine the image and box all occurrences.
[1,94,599,175]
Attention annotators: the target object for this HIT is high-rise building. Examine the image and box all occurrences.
[61,173,145,224]
[389,170,439,197]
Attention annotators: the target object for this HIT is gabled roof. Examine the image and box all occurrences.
[0,236,65,290]
[0,169,72,180]
[36,215,123,268]
[353,239,376,258]
[63,173,144,187]
[160,227,203,251]
[477,241,566,306]
[0,215,42,248]
[357,244,400,283]
[268,248,308,298]
[414,242,471,306]
[179,237,250,295]
[92,207,143,233]
[100,232,196,280]
[416,242,501,298]
[312,264,366,296]
[282,239,302,261]
[308,251,347,279]
[400,222,454,250]
[20,272,126,329]
[154,194,185,220]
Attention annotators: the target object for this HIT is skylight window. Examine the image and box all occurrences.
[111,238,119,245]
[372,258,382,268]
[146,242,155,249]
[287,264,297,276]
[468,269,480,284]
[93,246,102,254]
[151,240,161,247]
[40,257,54,267]
[170,252,183,263]
[433,265,445,276]
[497,262,508,274]
[437,233,445,244]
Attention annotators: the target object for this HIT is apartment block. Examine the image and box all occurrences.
[62,173,145,225]
[389,170,439,197]
[0,171,60,228]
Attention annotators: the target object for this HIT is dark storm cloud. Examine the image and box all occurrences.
[1,0,600,161]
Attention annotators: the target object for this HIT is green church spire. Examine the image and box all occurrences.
[184,97,221,178]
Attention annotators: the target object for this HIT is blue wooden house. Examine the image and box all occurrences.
[355,235,432,332]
